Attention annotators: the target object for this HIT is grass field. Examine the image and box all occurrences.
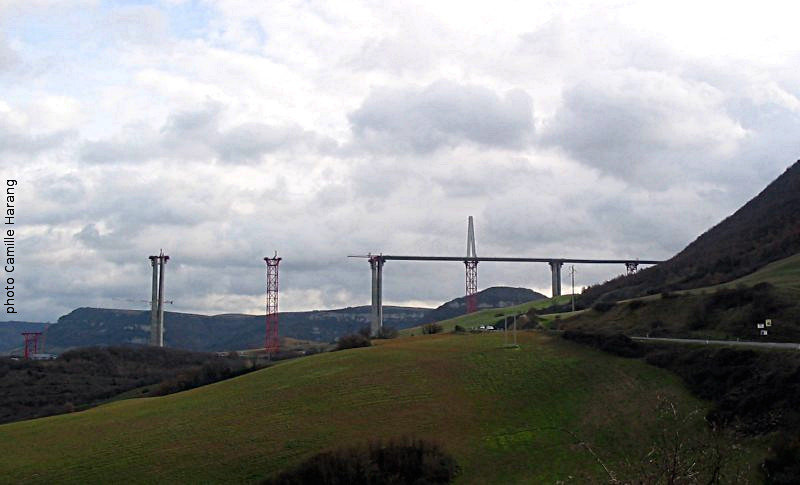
[726,252,800,292]
[650,252,800,298]
[0,332,762,483]
[401,295,573,335]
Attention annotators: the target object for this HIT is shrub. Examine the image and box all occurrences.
[453,325,466,333]
[357,326,372,338]
[422,323,444,335]
[263,437,459,485]
[335,334,371,351]
[591,301,616,313]
[763,432,800,484]
[561,331,644,358]
[628,299,646,310]
[376,326,399,339]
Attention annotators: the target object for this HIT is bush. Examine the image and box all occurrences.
[561,331,645,358]
[453,325,466,333]
[422,323,444,335]
[628,299,646,310]
[591,301,616,313]
[0,346,258,425]
[263,437,459,485]
[763,432,800,484]
[153,358,254,396]
[376,326,399,339]
[335,334,371,351]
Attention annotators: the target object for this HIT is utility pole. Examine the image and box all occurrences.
[504,314,518,348]
[156,250,167,347]
[504,314,508,347]
[570,265,576,312]
[513,314,517,347]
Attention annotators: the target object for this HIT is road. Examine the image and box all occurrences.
[631,336,800,350]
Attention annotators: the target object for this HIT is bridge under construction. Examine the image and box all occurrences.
[353,217,662,334]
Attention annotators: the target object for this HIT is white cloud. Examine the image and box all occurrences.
[1,1,799,322]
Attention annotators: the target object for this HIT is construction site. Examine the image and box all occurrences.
[15,216,659,359]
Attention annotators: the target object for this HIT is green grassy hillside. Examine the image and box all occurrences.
[559,252,800,341]
[727,252,800,292]
[580,160,800,305]
[0,332,760,483]
[401,295,573,335]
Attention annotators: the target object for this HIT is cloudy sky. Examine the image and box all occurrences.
[2,0,799,322]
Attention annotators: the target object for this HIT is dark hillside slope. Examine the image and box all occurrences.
[15,286,542,354]
[583,160,800,303]
[43,306,430,353]
[0,321,49,354]
[0,346,252,424]
[425,286,546,322]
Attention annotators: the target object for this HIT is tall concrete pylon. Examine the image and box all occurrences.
[148,251,169,347]
[464,216,478,313]
[369,255,384,336]
[466,216,477,258]
[549,260,563,298]
[148,256,159,346]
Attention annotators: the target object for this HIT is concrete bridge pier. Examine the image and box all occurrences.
[369,256,384,335]
[549,260,563,298]
[148,256,159,346]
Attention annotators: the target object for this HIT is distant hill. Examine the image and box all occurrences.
[1,286,545,354]
[0,346,253,425]
[0,321,49,354]
[582,159,800,303]
[38,305,429,353]
[425,286,546,322]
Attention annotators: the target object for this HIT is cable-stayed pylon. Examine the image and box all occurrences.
[464,216,478,314]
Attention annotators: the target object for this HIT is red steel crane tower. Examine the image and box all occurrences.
[264,252,282,355]
[21,332,43,359]
[464,216,478,314]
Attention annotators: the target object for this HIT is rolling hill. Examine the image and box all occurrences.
[423,286,546,322]
[0,306,430,355]
[0,332,759,483]
[727,252,800,292]
[582,159,800,304]
[556,249,800,342]
[0,286,545,354]
[403,295,572,335]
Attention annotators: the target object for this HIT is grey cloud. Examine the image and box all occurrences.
[0,34,18,72]
[539,71,746,189]
[431,157,547,198]
[216,123,337,162]
[349,80,534,154]
[74,223,103,247]
[38,173,86,203]
[79,127,161,164]
[106,5,169,45]
[348,31,437,75]
[0,120,72,155]
[81,102,337,165]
